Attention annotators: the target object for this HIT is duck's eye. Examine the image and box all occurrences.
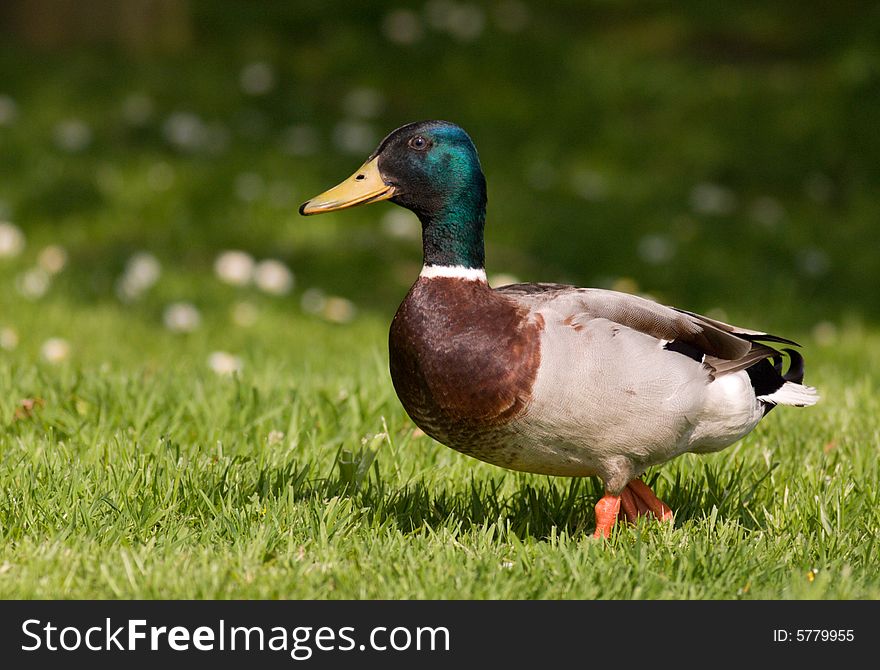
[408,135,429,151]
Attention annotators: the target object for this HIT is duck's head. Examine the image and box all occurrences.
[300,120,487,268]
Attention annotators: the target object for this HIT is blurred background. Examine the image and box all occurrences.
[1,0,878,365]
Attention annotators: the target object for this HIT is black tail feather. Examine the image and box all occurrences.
[746,348,807,415]
[740,332,802,347]
[781,348,805,384]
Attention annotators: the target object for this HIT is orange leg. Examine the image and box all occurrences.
[622,478,673,523]
[592,493,621,539]
[593,478,673,538]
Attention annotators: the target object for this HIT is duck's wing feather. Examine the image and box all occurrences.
[495,283,797,377]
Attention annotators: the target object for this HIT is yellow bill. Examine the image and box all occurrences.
[299,157,396,215]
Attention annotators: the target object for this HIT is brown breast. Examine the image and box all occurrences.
[388,277,542,457]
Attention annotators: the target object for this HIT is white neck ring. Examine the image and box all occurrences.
[419,265,488,282]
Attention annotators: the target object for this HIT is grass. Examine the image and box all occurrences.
[1,3,879,599]
[1,281,878,598]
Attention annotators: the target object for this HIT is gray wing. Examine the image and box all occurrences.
[496,283,798,376]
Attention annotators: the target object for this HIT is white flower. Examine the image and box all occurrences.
[570,169,608,201]
[279,124,319,156]
[16,268,50,300]
[240,62,275,96]
[214,250,255,286]
[128,253,161,284]
[163,302,201,333]
[689,182,737,216]
[208,351,243,375]
[321,296,357,324]
[41,338,71,363]
[0,327,18,350]
[163,112,208,152]
[382,9,424,45]
[427,0,485,38]
[267,430,285,446]
[0,221,25,258]
[749,196,785,228]
[301,288,326,314]
[253,259,294,295]
[381,210,420,240]
[303,290,356,324]
[234,173,265,202]
[797,248,830,277]
[812,321,837,347]
[38,245,68,274]
[117,252,161,302]
[0,95,18,125]
[332,120,376,155]
[53,119,92,152]
[342,87,384,119]
[637,234,676,265]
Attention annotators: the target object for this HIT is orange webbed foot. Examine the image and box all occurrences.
[620,478,673,523]
[593,479,673,538]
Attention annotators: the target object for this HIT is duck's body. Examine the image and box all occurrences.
[391,268,804,485]
[301,120,818,537]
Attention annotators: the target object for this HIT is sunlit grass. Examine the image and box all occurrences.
[0,280,877,598]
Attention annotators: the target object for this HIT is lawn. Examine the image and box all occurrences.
[0,2,878,599]
[1,284,878,599]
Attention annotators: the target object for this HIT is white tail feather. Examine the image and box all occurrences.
[758,381,820,407]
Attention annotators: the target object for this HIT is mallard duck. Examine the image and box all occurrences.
[300,120,818,538]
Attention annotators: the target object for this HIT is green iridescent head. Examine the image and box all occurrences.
[300,120,488,269]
